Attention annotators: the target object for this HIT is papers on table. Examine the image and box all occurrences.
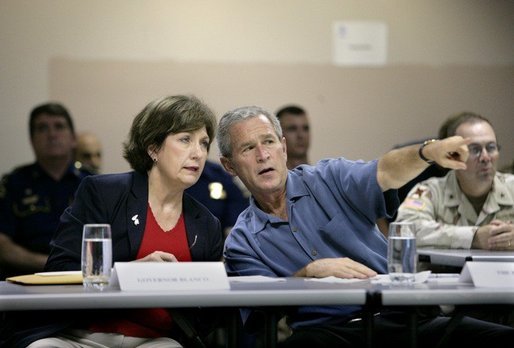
[7,271,82,285]
[306,271,437,284]
[229,275,286,283]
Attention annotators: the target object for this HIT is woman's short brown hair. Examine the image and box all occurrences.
[123,95,216,173]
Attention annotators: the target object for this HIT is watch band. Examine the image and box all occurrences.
[418,139,438,164]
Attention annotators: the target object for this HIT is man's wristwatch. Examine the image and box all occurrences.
[418,139,438,164]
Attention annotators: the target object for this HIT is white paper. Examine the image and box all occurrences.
[332,21,388,66]
[306,276,368,284]
[229,276,287,283]
[35,271,81,277]
[114,262,230,291]
[459,262,514,288]
[371,271,431,285]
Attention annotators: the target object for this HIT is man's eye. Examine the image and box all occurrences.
[35,125,49,133]
[486,143,498,152]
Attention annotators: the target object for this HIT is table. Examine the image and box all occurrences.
[0,278,368,348]
[1,276,513,348]
[418,248,514,268]
[377,276,514,348]
[0,278,367,311]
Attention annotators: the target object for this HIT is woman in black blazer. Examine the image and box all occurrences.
[3,95,224,348]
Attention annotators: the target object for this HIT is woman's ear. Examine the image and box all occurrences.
[147,145,158,162]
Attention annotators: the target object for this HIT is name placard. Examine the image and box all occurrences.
[459,262,514,288]
[112,262,230,291]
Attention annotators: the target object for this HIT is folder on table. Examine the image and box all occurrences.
[6,271,82,285]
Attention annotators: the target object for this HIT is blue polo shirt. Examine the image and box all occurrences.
[224,157,399,328]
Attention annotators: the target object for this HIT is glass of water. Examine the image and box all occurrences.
[387,221,416,284]
[81,223,112,290]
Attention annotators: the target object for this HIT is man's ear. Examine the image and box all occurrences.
[220,156,236,176]
[281,137,288,160]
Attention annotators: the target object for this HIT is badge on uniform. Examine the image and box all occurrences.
[208,182,226,200]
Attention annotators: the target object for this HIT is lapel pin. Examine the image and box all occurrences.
[131,214,139,226]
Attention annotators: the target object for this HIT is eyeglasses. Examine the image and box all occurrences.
[468,143,500,158]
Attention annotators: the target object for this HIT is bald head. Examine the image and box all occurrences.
[76,132,102,173]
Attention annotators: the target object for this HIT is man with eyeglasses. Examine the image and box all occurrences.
[396,112,514,253]
[0,103,91,279]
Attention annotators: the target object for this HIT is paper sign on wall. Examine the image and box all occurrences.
[332,21,388,66]
[459,262,514,288]
[113,262,230,291]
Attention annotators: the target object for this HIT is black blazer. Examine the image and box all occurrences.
[1,171,223,348]
[46,171,223,269]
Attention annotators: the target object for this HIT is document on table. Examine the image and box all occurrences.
[6,271,83,285]
[307,271,433,284]
[229,275,287,283]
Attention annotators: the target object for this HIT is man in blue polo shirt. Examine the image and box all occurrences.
[217,105,514,347]
[0,102,90,279]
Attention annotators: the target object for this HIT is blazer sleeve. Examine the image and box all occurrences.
[45,176,113,271]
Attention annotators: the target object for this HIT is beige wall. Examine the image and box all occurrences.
[1,0,513,174]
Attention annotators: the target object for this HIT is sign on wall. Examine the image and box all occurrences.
[332,21,388,66]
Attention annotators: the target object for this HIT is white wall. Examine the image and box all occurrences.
[1,0,513,174]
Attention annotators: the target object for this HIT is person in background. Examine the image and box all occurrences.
[396,112,514,326]
[1,95,223,348]
[217,105,514,348]
[75,131,103,174]
[396,112,514,251]
[276,105,310,169]
[186,160,248,236]
[0,102,90,280]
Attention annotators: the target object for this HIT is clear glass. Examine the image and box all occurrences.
[81,224,112,290]
[387,222,416,284]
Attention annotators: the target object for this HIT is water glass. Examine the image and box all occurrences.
[387,221,416,284]
[81,223,112,290]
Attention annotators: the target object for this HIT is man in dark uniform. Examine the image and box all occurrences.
[0,102,90,279]
[186,160,248,236]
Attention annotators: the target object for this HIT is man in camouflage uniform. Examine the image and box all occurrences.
[396,112,514,251]
[396,112,514,326]
[0,103,90,279]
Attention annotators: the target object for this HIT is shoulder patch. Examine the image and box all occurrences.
[402,197,425,210]
[409,185,431,199]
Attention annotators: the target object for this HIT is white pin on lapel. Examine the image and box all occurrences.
[131,214,139,226]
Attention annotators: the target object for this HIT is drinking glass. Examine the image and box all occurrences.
[387,221,416,284]
[81,223,112,290]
